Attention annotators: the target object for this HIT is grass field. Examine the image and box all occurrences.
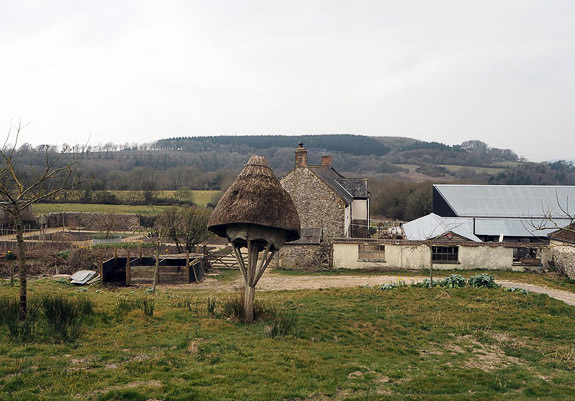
[33,190,220,215]
[108,190,220,208]
[2,275,575,400]
[32,203,172,216]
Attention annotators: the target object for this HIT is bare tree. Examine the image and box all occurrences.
[527,193,575,240]
[0,123,82,320]
[156,206,210,253]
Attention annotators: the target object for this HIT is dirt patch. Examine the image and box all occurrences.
[164,271,426,292]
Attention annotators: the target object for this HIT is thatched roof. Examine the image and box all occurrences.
[208,155,301,242]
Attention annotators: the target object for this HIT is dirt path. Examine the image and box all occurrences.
[498,280,575,306]
[190,271,575,306]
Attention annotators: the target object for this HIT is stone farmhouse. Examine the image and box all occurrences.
[279,143,369,268]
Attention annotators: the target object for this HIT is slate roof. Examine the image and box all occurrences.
[403,213,481,242]
[434,185,575,218]
[308,165,368,204]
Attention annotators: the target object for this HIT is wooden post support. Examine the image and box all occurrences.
[114,246,118,259]
[139,242,143,259]
[99,249,103,281]
[126,249,131,285]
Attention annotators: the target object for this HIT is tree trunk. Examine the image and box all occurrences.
[152,245,160,294]
[14,212,27,320]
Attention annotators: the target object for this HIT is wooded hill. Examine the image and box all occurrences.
[12,135,575,194]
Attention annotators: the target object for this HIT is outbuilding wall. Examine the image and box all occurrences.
[333,239,551,271]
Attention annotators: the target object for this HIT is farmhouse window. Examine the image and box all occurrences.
[358,244,385,261]
[431,246,458,263]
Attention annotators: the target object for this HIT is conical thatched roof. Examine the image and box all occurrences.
[208,155,301,242]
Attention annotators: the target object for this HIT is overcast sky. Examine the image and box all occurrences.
[1,1,574,161]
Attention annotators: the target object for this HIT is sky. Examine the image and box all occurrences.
[1,0,574,162]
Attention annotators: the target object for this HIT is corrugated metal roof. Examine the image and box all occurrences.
[434,185,575,218]
[474,218,572,238]
[403,213,481,242]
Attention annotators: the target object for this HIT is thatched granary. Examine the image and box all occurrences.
[207,155,300,248]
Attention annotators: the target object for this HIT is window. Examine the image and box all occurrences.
[358,244,385,261]
[513,248,539,265]
[432,246,459,263]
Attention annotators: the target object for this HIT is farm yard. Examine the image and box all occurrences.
[2,270,575,400]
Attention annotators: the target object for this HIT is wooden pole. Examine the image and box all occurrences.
[114,246,118,259]
[139,242,143,259]
[126,249,131,285]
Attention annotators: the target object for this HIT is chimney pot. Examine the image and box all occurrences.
[295,143,307,167]
[321,155,332,168]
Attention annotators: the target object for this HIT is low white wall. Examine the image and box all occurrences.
[333,241,551,271]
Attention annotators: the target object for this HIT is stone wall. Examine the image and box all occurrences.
[46,212,140,231]
[279,243,331,270]
[552,244,575,279]
[280,167,346,239]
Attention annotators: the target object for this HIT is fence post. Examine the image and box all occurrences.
[126,249,131,285]
[139,242,143,259]
[99,248,103,281]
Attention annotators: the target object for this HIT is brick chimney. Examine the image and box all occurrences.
[321,155,332,168]
[295,142,307,167]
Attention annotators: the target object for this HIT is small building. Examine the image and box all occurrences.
[279,143,369,268]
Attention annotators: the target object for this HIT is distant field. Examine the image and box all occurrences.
[108,190,220,207]
[394,164,419,173]
[438,164,506,175]
[35,190,221,215]
[33,203,171,216]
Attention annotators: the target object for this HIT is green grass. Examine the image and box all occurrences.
[1,278,575,400]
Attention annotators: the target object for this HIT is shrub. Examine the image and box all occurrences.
[114,297,154,318]
[0,297,38,340]
[504,287,529,295]
[266,312,299,338]
[57,250,71,259]
[206,296,217,317]
[141,298,154,317]
[411,279,432,288]
[114,298,139,317]
[221,293,276,322]
[438,274,467,288]
[39,294,94,341]
[468,273,500,289]
[380,282,397,290]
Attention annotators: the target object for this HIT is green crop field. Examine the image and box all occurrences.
[2,275,575,400]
